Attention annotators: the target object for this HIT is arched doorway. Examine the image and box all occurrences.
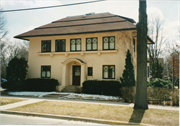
[61,58,86,89]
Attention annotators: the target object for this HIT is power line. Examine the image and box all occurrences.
[0,0,106,13]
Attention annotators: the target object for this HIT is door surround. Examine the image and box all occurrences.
[62,58,86,88]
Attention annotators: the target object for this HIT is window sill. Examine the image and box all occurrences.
[38,50,118,57]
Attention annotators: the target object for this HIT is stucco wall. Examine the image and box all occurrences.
[27,31,137,87]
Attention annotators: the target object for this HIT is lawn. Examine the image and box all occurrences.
[0,97,25,106]
[9,101,179,125]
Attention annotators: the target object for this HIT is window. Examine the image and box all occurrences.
[86,38,97,51]
[55,39,66,52]
[41,66,51,78]
[103,65,115,79]
[133,38,135,52]
[70,38,81,51]
[87,67,93,76]
[41,40,51,52]
[103,36,115,50]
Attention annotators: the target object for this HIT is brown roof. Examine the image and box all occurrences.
[14,13,137,39]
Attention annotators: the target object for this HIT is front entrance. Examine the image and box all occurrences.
[72,66,81,86]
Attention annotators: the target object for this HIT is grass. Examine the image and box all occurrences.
[9,101,179,125]
[0,97,25,106]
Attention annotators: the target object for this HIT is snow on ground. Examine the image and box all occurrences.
[8,91,121,101]
[8,91,57,97]
[59,93,121,101]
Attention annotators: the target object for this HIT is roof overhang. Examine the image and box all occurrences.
[14,28,137,40]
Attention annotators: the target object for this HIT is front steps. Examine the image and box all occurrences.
[61,85,81,93]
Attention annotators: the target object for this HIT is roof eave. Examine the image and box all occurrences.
[147,36,155,44]
[14,28,137,40]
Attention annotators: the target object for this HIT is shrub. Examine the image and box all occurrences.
[148,78,172,89]
[121,86,136,102]
[172,89,179,106]
[147,87,172,105]
[120,49,135,87]
[23,78,59,91]
[1,78,59,91]
[82,80,121,96]
[6,57,28,82]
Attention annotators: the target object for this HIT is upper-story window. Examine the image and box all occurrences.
[86,37,98,51]
[70,38,81,51]
[55,39,66,52]
[103,36,115,50]
[42,40,51,52]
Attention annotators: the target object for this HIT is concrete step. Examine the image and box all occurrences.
[62,85,81,92]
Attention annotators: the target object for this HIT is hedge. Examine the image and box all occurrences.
[1,78,59,91]
[82,80,121,96]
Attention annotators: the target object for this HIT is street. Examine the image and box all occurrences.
[0,114,103,125]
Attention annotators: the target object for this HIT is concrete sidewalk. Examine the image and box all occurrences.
[0,99,44,110]
[0,96,179,111]
[0,96,179,125]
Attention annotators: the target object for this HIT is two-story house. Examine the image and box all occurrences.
[15,12,154,91]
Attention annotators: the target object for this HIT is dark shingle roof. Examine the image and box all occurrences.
[14,13,137,39]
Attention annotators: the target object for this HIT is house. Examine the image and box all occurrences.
[15,12,154,91]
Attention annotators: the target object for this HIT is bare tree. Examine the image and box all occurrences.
[134,0,148,110]
[147,16,167,61]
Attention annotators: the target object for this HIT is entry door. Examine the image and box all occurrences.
[72,66,81,86]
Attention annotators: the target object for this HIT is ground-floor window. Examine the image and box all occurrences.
[103,65,115,79]
[87,67,93,76]
[41,66,51,78]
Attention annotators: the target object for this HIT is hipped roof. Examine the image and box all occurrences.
[14,12,154,44]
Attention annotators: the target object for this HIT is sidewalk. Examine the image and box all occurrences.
[0,96,179,111]
[0,96,179,125]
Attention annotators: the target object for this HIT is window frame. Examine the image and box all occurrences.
[55,39,66,52]
[70,38,81,51]
[133,38,135,52]
[103,36,115,50]
[87,67,93,76]
[86,37,98,51]
[102,65,115,79]
[41,40,51,52]
[41,66,51,78]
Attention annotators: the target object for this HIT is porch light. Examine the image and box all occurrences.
[74,61,76,65]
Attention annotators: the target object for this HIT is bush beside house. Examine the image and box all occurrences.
[82,80,121,96]
[120,50,135,102]
[2,57,59,91]
[1,78,59,91]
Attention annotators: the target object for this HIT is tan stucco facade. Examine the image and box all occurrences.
[26,30,151,90]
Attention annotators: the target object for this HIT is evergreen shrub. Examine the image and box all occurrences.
[147,78,172,89]
[120,49,135,87]
[82,80,121,96]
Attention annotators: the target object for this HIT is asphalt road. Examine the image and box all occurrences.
[0,113,103,125]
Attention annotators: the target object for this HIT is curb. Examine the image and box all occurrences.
[0,110,148,125]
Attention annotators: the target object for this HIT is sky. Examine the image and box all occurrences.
[1,0,179,49]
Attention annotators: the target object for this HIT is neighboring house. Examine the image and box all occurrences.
[15,12,154,91]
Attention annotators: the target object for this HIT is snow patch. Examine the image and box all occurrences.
[8,91,121,101]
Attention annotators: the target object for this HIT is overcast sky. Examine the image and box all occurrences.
[1,0,179,46]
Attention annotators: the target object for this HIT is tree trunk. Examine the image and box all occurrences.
[134,0,148,110]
